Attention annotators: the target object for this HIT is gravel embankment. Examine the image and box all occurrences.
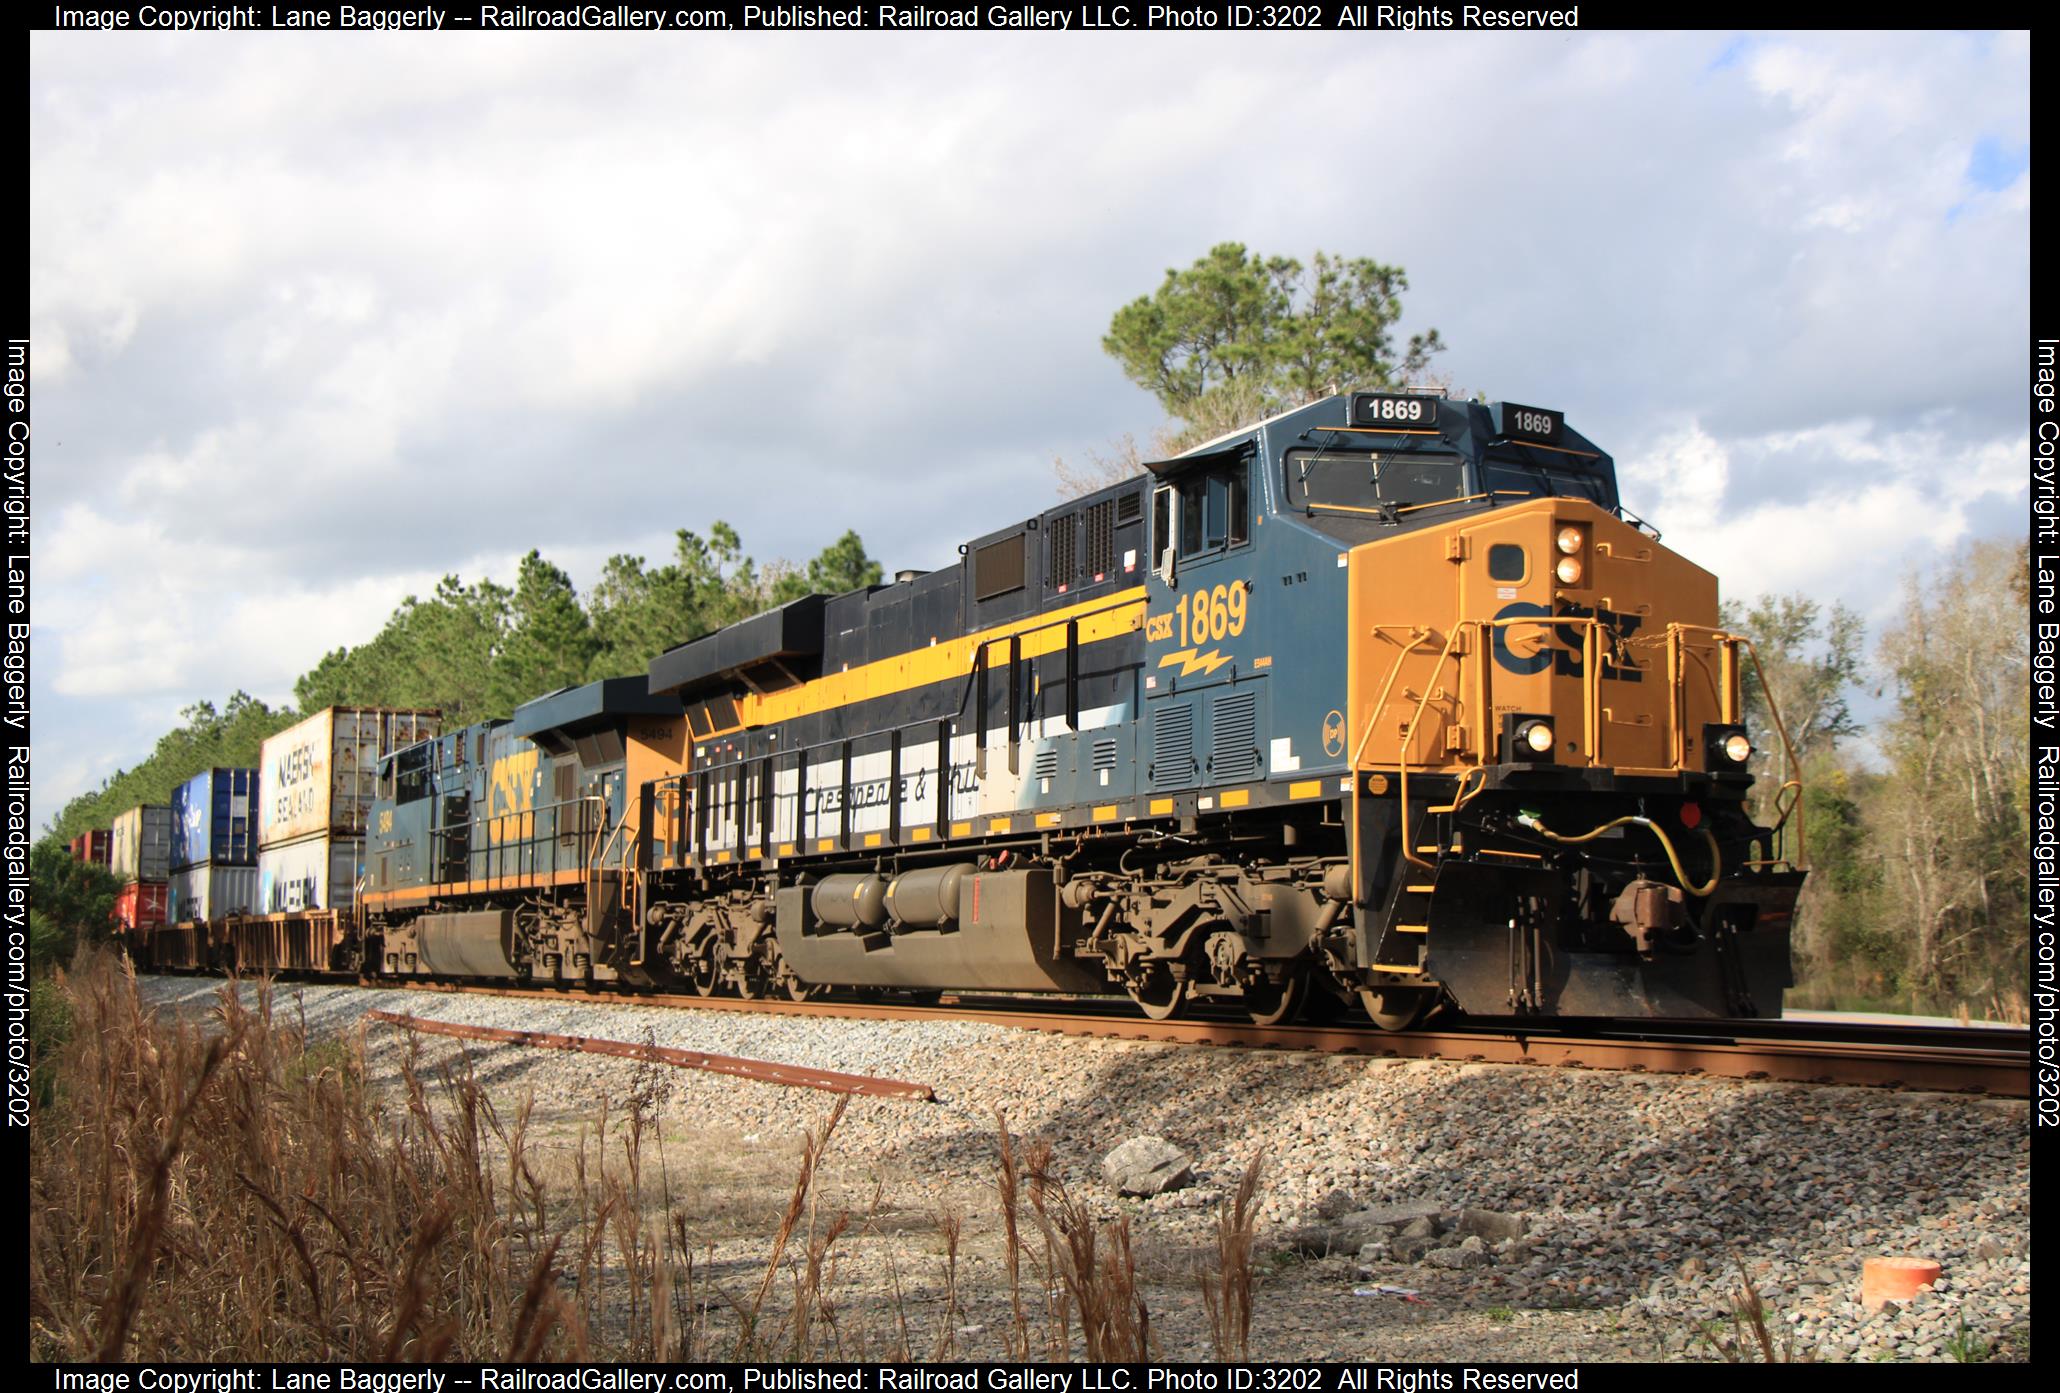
[137,977,2030,1363]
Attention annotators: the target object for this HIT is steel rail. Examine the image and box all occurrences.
[381,981,2029,1098]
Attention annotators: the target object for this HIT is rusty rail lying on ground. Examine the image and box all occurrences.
[384,981,2028,1097]
[363,1009,935,1101]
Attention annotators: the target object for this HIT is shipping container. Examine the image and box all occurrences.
[258,833,365,914]
[69,829,111,865]
[168,861,263,923]
[114,881,169,933]
[260,707,440,846]
[110,806,173,884]
[170,767,260,868]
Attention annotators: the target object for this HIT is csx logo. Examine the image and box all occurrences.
[1490,601,1645,682]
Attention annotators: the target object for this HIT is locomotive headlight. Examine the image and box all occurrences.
[1555,555,1584,585]
[1556,526,1584,555]
[1704,723,1752,770]
[1505,714,1556,762]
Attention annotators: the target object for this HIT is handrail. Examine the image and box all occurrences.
[658,592,1148,863]
[1397,624,1468,870]
[428,794,606,884]
[1351,627,1434,896]
[1350,614,1808,878]
[1666,624,1808,869]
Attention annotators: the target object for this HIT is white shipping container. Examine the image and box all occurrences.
[259,707,440,846]
[168,862,262,923]
[110,805,174,884]
[258,834,365,914]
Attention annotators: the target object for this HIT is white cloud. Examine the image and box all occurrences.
[26,30,2030,829]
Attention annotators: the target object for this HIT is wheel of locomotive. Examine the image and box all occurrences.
[1359,985,1433,1032]
[1126,965,1189,1021]
[1242,963,1307,1028]
[686,945,722,997]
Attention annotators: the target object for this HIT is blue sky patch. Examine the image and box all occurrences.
[1965,136,2028,193]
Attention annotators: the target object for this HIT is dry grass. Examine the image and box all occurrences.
[30,953,1278,1363]
[1694,1259,1808,1363]
[1200,1156,1262,1360]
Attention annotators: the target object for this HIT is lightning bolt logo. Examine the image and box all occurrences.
[1157,648,1234,677]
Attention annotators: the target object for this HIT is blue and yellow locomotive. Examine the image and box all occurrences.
[362,392,1804,1026]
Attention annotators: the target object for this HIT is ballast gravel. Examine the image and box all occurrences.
[137,977,2030,1363]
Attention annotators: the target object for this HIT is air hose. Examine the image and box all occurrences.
[1513,811,1723,898]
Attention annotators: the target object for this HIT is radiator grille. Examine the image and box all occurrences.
[1085,499,1116,579]
[1152,704,1196,790]
[1047,514,1077,590]
[1212,690,1260,780]
[974,533,1026,601]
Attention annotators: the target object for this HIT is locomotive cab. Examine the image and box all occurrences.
[1134,393,1802,1023]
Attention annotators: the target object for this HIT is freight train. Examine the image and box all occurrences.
[111,392,1806,1027]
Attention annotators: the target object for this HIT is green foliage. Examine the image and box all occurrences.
[1868,538,2028,1008]
[491,550,600,710]
[1732,538,2030,1018]
[1719,592,1864,803]
[47,522,885,850]
[295,574,512,723]
[1102,243,1444,445]
[28,840,121,968]
[1946,1316,1994,1364]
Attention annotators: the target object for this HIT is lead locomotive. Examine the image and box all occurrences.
[342,392,1804,1026]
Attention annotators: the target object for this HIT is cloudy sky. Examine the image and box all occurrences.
[28,29,2030,830]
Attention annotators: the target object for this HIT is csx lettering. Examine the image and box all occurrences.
[1490,600,1644,681]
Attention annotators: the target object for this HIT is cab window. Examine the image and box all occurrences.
[1286,449,1466,513]
[1158,459,1250,562]
[1482,458,1616,509]
[394,746,432,805]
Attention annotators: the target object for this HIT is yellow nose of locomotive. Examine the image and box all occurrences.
[1345,498,1744,778]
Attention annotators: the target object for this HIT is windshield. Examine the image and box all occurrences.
[1482,457,1615,509]
[1286,449,1467,513]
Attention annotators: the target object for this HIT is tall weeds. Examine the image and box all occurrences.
[33,954,1272,1362]
[1199,1157,1262,1361]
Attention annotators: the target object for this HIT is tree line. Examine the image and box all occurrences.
[1730,538,2029,1017]
[43,524,883,846]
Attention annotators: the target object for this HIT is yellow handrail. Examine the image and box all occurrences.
[1350,628,1433,898]
[1347,614,1809,885]
[1398,623,1469,870]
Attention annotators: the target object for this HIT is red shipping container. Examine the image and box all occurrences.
[70,830,112,865]
[114,882,169,934]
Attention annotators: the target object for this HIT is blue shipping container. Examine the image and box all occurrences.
[171,767,261,869]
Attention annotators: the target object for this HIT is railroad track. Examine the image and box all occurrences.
[373,978,2031,1099]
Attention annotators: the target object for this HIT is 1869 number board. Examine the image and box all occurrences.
[1348,393,1440,430]
[1500,401,1565,445]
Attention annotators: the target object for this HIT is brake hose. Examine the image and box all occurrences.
[1514,812,1723,898]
